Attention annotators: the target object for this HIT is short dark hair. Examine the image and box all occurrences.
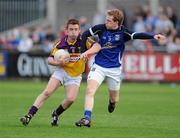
[107,9,124,26]
[66,19,80,29]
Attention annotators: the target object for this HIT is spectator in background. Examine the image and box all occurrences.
[42,36,55,53]
[167,34,180,53]
[33,26,46,45]
[17,30,33,52]
[155,11,174,34]
[132,14,148,51]
[166,6,177,27]
[5,31,20,50]
[45,25,56,42]
[30,27,42,45]
[0,35,7,50]
[59,25,66,39]
[92,8,105,26]
[133,14,146,32]
[131,5,178,52]
[79,16,91,33]
[41,36,54,53]
[41,25,57,53]
[154,6,177,50]
[144,12,157,32]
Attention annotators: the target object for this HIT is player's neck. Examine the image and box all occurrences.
[111,25,119,30]
[67,36,77,44]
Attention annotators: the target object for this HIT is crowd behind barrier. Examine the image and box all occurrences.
[0,4,180,54]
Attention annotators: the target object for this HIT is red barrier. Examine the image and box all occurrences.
[123,52,180,81]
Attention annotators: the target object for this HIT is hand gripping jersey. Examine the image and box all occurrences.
[50,35,85,77]
[81,24,154,68]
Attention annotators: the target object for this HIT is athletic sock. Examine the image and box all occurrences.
[55,104,65,116]
[28,105,38,117]
[84,110,92,121]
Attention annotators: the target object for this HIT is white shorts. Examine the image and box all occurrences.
[52,68,82,86]
[87,64,123,91]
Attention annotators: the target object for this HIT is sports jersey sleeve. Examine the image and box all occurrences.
[124,27,134,42]
[50,39,61,57]
[81,24,105,53]
[133,32,154,39]
[124,26,154,42]
[88,24,105,36]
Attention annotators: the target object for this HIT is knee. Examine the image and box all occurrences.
[86,87,96,97]
[66,96,76,104]
[42,89,52,98]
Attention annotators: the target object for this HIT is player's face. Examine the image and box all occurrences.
[66,24,80,39]
[105,15,118,30]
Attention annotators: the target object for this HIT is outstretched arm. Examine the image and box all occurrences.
[124,26,166,41]
[153,34,166,41]
[133,32,166,41]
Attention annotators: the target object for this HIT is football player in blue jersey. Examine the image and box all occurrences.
[75,9,165,127]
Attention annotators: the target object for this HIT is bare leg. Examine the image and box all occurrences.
[33,77,61,108]
[51,84,80,126]
[61,84,80,109]
[109,89,119,104]
[108,89,119,113]
[75,79,101,127]
[20,77,61,126]
[84,79,100,111]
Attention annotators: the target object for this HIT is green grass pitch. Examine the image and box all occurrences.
[0,80,180,138]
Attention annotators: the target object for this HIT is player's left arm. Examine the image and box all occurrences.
[123,26,166,41]
[133,33,166,41]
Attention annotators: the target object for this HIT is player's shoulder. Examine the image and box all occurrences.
[120,25,133,34]
[53,35,68,48]
[53,38,61,48]
[92,24,106,30]
[120,25,128,31]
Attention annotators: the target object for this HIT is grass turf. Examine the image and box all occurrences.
[0,80,180,138]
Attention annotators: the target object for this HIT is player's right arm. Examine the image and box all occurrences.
[47,57,60,66]
[47,39,68,66]
[48,55,69,67]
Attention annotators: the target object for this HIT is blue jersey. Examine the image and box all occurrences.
[81,24,154,68]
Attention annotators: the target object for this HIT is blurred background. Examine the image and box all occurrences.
[0,0,180,82]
